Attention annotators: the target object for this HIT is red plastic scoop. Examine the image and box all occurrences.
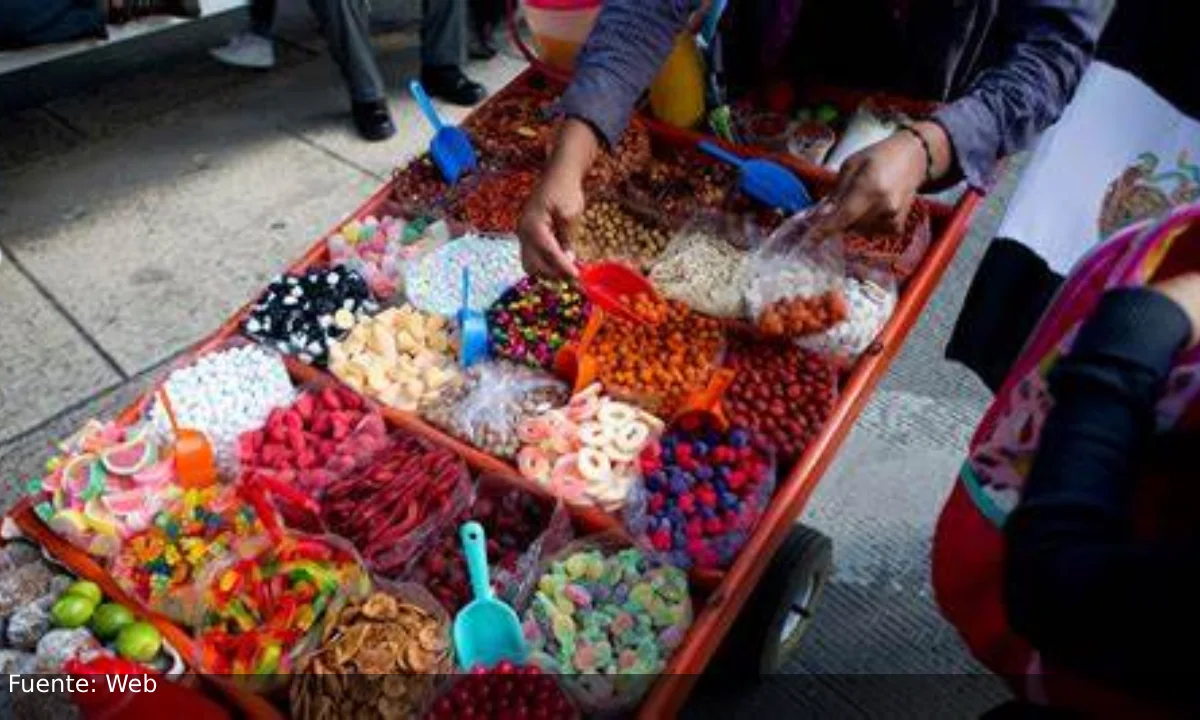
[578,262,662,325]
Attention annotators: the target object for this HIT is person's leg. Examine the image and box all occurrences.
[308,0,396,140]
[420,0,487,105]
[210,0,276,68]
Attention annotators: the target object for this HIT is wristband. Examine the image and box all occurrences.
[897,123,935,184]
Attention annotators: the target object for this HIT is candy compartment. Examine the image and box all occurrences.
[569,194,674,271]
[108,483,276,627]
[421,361,571,460]
[648,212,764,319]
[318,432,473,580]
[521,531,693,715]
[192,533,370,686]
[461,85,560,168]
[638,413,777,570]
[290,580,453,719]
[444,169,540,235]
[235,383,392,533]
[487,276,594,371]
[407,474,573,615]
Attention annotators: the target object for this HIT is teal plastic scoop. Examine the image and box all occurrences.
[452,521,528,669]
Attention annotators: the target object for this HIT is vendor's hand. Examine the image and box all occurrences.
[814,120,951,237]
[518,172,584,279]
[518,118,601,279]
[1152,273,1200,349]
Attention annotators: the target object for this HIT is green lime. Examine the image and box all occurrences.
[115,622,161,663]
[51,594,96,628]
[64,580,103,606]
[90,603,136,641]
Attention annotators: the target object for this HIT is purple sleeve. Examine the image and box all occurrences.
[933,0,1109,188]
[558,0,694,147]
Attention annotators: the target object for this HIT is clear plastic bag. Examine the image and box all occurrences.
[796,261,898,365]
[408,474,574,616]
[520,532,693,716]
[649,213,760,319]
[291,579,453,720]
[318,431,473,580]
[108,483,276,627]
[401,230,526,317]
[741,211,849,338]
[515,383,665,514]
[422,361,571,459]
[191,532,371,690]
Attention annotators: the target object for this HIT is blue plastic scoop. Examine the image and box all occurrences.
[453,521,528,669]
[457,266,488,367]
[699,140,812,213]
[410,79,478,184]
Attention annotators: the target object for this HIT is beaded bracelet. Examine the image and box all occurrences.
[897,123,935,184]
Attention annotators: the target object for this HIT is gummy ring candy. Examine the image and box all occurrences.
[598,402,637,428]
[611,422,650,454]
[567,390,601,422]
[517,418,552,444]
[578,422,611,448]
[577,448,613,482]
[517,446,552,484]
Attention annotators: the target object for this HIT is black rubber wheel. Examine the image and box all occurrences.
[711,524,833,681]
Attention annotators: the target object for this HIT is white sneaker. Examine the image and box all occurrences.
[209,33,276,70]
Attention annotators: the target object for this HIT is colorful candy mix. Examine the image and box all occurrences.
[197,537,369,678]
[523,545,692,713]
[292,591,451,719]
[422,361,570,459]
[243,267,379,366]
[411,484,558,614]
[110,485,271,622]
[724,341,837,464]
[487,277,591,370]
[30,421,178,559]
[588,296,725,417]
[639,414,775,569]
[517,384,663,511]
[425,663,577,720]
[320,434,470,578]
[327,305,461,413]
[328,215,447,299]
[148,343,296,476]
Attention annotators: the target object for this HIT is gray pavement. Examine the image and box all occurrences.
[0,9,1022,716]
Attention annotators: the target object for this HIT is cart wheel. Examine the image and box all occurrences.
[713,524,832,680]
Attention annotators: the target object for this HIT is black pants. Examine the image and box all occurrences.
[946,239,1065,394]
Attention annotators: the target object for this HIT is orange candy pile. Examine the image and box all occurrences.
[591,295,724,416]
[756,291,848,338]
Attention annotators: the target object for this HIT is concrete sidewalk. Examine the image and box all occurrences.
[0,11,1016,716]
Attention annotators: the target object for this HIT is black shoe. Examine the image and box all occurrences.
[351,100,396,142]
[420,66,487,107]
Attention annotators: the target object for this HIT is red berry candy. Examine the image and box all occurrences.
[425,664,575,720]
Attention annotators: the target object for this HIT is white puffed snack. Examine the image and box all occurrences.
[649,230,747,318]
[149,344,296,476]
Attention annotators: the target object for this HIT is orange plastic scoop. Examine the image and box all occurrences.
[577,262,662,326]
[157,389,217,489]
